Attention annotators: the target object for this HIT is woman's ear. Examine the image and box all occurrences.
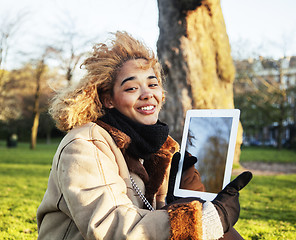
[102,95,114,109]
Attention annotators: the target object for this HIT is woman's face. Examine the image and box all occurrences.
[106,59,163,125]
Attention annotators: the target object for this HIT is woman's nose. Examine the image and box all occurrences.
[140,89,153,100]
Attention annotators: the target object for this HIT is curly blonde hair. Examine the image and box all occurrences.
[49,31,164,132]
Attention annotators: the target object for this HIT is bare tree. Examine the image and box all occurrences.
[0,12,27,123]
[157,0,241,162]
[2,58,62,147]
[0,12,27,85]
[30,48,52,149]
[48,12,94,85]
[48,36,86,84]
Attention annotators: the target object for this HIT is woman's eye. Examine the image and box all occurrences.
[149,83,159,87]
[124,87,137,92]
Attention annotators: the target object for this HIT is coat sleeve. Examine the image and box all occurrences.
[56,137,204,240]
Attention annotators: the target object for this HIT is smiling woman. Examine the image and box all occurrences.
[104,59,163,125]
[37,31,251,240]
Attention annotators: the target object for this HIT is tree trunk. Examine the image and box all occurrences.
[31,83,40,149]
[157,0,242,163]
[30,59,44,149]
[31,111,40,149]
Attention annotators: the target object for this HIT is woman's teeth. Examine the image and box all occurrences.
[141,106,154,111]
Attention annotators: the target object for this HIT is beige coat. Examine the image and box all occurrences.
[37,122,203,240]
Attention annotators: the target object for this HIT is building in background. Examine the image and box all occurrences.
[234,56,296,148]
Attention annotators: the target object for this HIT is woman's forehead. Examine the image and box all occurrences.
[118,59,155,76]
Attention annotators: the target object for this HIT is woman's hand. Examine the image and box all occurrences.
[212,171,253,232]
[166,152,253,234]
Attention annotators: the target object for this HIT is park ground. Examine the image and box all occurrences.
[0,141,295,239]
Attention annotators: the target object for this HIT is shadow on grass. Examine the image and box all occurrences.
[240,174,296,225]
[242,207,296,224]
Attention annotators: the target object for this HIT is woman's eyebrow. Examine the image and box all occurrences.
[121,75,157,86]
[121,76,135,86]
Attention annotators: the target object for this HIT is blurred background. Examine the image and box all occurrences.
[1,0,295,150]
[0,1,296,239]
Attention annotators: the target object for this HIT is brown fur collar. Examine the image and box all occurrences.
[96,120,179,205]
[143,136,179,204]
[96,120,131,149]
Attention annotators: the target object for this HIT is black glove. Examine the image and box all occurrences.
[212,171,253,233]
[166,152,198,204]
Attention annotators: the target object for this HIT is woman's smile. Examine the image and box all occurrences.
[137,105,155,113]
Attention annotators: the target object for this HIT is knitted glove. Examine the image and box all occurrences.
[166,152,197,204]
[212,171,253,233]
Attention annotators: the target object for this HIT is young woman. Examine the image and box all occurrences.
[37,31,252,240]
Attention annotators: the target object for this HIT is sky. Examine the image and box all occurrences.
[221,0,296,59]
[1,0,296,69]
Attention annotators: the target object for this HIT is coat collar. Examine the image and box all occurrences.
[96,120,179,205]
[96,120,179,154]
[96,120,131,150]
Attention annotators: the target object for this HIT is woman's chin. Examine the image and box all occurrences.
[137,116,158,125]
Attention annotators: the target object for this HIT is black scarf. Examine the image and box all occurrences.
[99,108,169,159]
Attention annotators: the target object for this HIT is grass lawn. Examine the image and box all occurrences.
[235,174,296,239]
[240,146,296,163]
[0,141,56,239]
[0,141,296,239]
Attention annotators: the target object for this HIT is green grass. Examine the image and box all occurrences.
[240,146,296,163]
[0,142,296,239]
[235,174,296,239]
[0,141,57,239]
[0,141,59,165]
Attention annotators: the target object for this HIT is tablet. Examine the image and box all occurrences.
[174,109,240,201]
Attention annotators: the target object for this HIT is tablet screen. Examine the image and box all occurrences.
[174,109,240,201]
